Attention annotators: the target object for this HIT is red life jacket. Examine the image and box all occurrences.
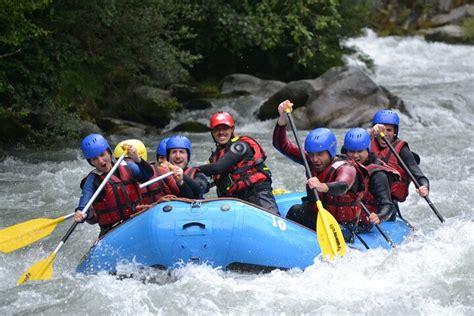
[360,159,400,223]
[184,166,198,179]
[310,157,367,224]
[83,163,142,226]
[140,163,167,204]
[209,135,271,196]
[370,138,410,202]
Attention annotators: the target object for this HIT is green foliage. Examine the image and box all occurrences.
[1,0,373,145]
[183,0,370,80]
[195,80,221,97]
[1,0,200,144]
[0,0,50,47]
[463,17,474,43]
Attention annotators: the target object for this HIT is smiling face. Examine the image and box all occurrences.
[308,151,332,172]
[90,150,112,173]
[211,125,234,145]
[346,149,369,164]
[168,148,189,169]
[376,124,397,147]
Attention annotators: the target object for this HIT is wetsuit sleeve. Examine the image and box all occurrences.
[272,123,308,165]
[197,142,248,176]
[183,172,210,198]
[399,145,430,188]
[178,181,195,199]
[76,174,100,224]
[127,159,154,182]
[326,164,356,195]
[369,171,396,221]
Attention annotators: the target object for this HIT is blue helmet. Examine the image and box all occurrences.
[304,128,337,158]
[166,135,192,160]
[344,128,371,152]
[80,134,111,159]
[156,137,170,157]
[372,110,400,126]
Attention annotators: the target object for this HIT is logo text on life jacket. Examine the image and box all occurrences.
[329,223,342,251]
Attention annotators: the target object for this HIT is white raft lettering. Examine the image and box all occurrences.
[271,215,287,231]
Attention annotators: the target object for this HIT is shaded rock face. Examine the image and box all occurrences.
[169,84,200,101]
[108,85,178,129]
[171,121,209,133]
[257,80,322,120]
[422,25,466,43]
[256,67,406,129]
[420,4,474,44]
[221,74,286,99]
[183,99,212,110]
[0,112,34,144]
[430,4,474,26]
[97,117,154,137]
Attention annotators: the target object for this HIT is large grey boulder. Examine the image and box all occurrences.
[97,117,154,136]
[221,74,286,99]
[430,4,474,26]
[421,25,466,43]
[257,66,405,129]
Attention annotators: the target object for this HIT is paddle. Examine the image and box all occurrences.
[0,213,74,253]
[359,202,395,248]
[379,132,445,223]
[0,163,173,255]
[139,171,174,189]
[284,107,346,259]
[17,152,127,285]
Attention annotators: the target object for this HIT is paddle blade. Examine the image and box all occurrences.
[17,252,56,285]
[272,188,289,195]
[316,202,346,259]
[0,217,65,253]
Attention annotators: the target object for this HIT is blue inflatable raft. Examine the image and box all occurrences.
[76,192,413,274]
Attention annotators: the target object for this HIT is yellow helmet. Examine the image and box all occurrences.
[113,139,147,161]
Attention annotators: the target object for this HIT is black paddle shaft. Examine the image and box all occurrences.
[286,112,321,201]
[381,134,445,223]
[360,202,395,248]
[62,221,79,243]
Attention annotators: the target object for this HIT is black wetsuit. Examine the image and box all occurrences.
[198,140,279,215]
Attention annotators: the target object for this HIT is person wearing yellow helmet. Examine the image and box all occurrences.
[114,139,148,161]
[114,139,194,204]
[74,135,154,237]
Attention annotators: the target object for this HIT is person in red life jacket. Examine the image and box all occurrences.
[74,134,154,237]
[342,128,399,230]
[273,101,366,241]
[156,137,170,164]
[196,111,280,214]
[113,139,193,204]
[166,135,210,199]
[369,110,429,203]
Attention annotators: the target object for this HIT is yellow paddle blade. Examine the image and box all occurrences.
[17,252,56,285]
[272,188,289,195]
[0,217,65,253]
[316,201,346,259]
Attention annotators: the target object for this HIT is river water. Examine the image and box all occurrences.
[1,30,473,315]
